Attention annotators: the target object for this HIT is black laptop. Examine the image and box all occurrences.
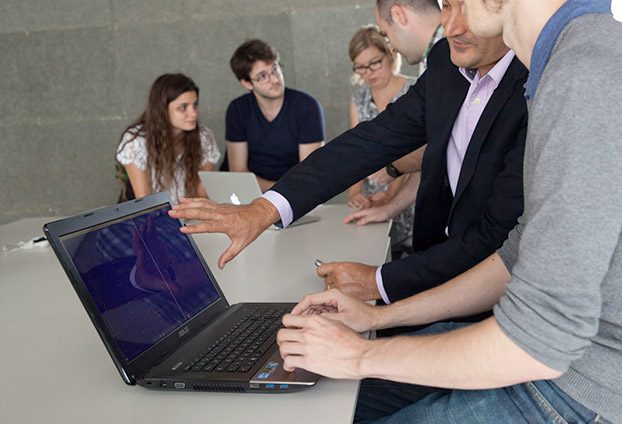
[43,192,319,393]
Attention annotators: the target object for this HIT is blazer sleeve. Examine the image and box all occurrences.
[381,113,527,302]
[270,72,430,220]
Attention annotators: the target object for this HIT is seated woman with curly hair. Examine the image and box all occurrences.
[116,73,220,202]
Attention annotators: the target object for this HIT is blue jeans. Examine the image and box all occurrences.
[354,323,610,423]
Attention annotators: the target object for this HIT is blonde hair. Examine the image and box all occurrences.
[348,24,402,85]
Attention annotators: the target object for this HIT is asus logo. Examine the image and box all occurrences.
[178,326,190,338]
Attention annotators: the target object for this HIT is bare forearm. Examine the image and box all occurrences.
[377,253,510,329]
[358,318,561,389]
[125,164,152,198]
[227,141,249,172]
[383,172,421,217]
[393,145,426,173]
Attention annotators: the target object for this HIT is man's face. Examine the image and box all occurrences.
[461,0,505,39]
[375,6,425,65]
[243,60,285,100]
[442,0,508,74]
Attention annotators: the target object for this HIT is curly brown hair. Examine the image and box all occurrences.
[117,73,203,201]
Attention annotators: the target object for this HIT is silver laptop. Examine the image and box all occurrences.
[199,171,320,230]
[43,192,319,393]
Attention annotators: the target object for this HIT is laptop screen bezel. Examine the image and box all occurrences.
[43,192,231,385]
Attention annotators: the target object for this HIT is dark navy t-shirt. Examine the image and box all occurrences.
[225,88,325,181]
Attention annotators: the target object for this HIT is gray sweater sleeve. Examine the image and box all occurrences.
[493,20,622,372]
[497,215,524,272]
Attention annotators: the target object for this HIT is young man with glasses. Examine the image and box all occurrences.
[226,39,325,192]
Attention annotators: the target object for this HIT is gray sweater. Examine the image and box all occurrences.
[495,14,622,423]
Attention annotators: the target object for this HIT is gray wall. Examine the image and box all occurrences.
[0,0,419,225]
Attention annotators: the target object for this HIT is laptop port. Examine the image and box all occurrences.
[174,382,186,389]
[265,384,275,389]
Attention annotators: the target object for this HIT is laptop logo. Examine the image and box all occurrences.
[178,326,190,338]
[230,193,241,205]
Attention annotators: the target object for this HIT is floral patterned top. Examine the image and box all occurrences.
[116,124,221,202]
[351,76,417,249]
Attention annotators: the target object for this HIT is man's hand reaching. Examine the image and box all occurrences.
[168,197,280,269]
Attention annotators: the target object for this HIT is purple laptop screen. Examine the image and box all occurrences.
[60,204,220,362]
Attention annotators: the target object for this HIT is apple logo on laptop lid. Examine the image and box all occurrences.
[230,193,241,205]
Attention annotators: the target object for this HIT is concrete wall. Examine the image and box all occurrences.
[0,0,420,225]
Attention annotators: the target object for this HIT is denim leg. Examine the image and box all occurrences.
[354,321,608,424]
[354,379,446,422]
[354,322,471,422]
[357,380,608,424]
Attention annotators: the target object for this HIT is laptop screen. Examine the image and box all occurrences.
[59,204,220,363]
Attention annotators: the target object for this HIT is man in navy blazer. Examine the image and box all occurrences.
[170,0,528,314]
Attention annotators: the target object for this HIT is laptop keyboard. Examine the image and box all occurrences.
[185,307,289,374]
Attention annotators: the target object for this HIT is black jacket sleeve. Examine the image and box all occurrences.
[270,70,430,220]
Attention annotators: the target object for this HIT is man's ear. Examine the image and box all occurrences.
[390,5,409,26]
[240,79,253,91]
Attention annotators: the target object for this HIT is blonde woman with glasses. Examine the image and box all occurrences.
[348,24,417,258]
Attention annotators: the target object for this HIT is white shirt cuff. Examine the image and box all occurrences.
[376,265,391,305]
[261,190,294,228]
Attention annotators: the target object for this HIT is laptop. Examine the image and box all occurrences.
[199,171,320,230]
[43,192,319,393]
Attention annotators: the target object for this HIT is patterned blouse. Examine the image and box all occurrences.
[116,124,221,202]
[351,76,417,249]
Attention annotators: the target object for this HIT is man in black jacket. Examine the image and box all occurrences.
[170,0,528,311]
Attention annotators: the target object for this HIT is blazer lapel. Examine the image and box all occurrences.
[451,58,527,208]
[425,65,469,187]
[431,67,468,157]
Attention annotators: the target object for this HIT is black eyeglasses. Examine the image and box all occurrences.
[352,54,386,75]
[250,64,283,84]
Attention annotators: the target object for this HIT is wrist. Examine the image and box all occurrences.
[356,338,387,379]
[251,197,280,228]
[385,163,403,178]
[371,304,393,330]
[377,201,398,220]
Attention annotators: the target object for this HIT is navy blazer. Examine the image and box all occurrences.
[272,39,528,302]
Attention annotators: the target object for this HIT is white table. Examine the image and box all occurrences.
[0,205,390,424]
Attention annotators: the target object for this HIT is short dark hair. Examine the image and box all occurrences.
[230,39,280,81]
[376,0,440,23]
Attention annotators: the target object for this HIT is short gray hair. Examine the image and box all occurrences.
[376,0,440,23]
